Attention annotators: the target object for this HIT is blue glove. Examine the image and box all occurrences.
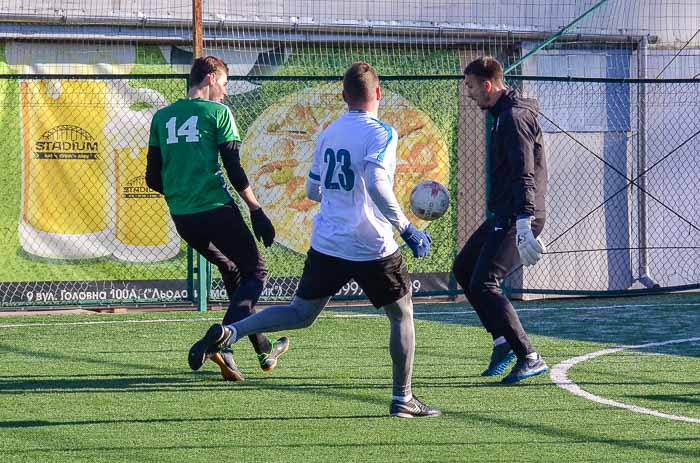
[400,224,432,258]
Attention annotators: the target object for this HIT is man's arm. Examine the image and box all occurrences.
[306,176,322,202]
[365,162,431,258]
[504,111,545,265]
[364,162,409,233]
[504,111,537,218]
[219,141,275,247]
[219,141,250,193]
[145,146,164,194]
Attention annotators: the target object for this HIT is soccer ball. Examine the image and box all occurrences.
[409,180,450,221]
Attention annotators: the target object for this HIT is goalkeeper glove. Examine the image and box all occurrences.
[251,208,276,247]
[401,224,432,258]
[515,216,546,266]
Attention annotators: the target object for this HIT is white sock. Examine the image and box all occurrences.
[526,352,539,360]
[225,324,238,344]
[493,336,507,346]
[392,394,413,403]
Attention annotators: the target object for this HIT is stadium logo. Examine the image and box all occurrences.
[122,175,161,199]
[33,124,99,160]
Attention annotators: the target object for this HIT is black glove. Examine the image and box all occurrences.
[250,208,275,247]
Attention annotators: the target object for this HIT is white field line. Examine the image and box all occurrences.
[1,302,699,328]
[550,337,700,424]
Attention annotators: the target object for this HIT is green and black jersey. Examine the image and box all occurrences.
[148,98,241,215]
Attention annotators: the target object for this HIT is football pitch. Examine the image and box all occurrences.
[1,293,699,462]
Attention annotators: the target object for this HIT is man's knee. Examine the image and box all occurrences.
[468,276,500,299]
[384,293,413,322]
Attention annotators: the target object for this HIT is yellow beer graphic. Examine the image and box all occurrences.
[113,146,179,262]
[107,82,179,262]
[19,80,113,259]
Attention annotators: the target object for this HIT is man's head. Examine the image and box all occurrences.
[189,56,229,102]
[342,61,381,112]
[463,56,506,109]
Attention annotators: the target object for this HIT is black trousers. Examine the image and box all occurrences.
[452,215,545,359]
[172,203,270,354]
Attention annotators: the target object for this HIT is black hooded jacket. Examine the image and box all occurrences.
[487,88,548,218]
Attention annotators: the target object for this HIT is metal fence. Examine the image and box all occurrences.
[0,74,698,308]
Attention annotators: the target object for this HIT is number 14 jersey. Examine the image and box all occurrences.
[148,98,240,215]
[307,110,400,261]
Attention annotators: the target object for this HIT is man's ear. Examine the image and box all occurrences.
[342,90,348,103]
[375,85,382,101]
[484,79,493,93]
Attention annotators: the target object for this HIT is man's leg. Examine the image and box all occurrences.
[174,206,274,372]
[355,252,440,418]
[452,220,504,338]
[382,293,414,400]
[227,296,330,341]
[453,221,515,376]
[467,217,548,383]
[192,247,352,371]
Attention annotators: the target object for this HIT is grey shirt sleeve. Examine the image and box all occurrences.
[365,162,410,234]
[306,177,322,202]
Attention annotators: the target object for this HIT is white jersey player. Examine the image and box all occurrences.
[189,61,440,418]
[308,110,400,261]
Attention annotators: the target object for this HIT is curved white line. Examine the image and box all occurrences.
[551,337,700,424]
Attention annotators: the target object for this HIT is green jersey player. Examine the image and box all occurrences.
[146,56,289,381]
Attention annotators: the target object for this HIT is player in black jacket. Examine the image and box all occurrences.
[452,56,549,384]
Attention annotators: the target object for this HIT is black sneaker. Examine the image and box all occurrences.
[501,353,549,384]
[482,343,516,376]
[258,337,289,372]
[390,396,441,418]
[210,348,245,382]
[188,324,232,371]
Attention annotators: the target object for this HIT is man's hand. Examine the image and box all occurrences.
[516,217,545,266]
[250,208,275,247]
[400,224,432,258]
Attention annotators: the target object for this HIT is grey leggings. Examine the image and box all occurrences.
[231,293,415,397]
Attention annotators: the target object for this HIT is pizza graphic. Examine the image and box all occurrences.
[240,82,449,254]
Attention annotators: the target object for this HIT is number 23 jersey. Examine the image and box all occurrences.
[308,110,400,261]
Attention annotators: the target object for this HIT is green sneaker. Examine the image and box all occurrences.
[258,337,289,372]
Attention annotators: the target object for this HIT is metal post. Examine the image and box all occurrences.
[197,252,208,312]
[192,0,203,59]
[637,35,658,288]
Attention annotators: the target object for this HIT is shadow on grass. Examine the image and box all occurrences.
[0,413,386,429]
[406,292,700,357]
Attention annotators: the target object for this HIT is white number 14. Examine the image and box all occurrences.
[165,116,200,144]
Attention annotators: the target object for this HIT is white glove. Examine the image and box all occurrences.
[516,217,546,266]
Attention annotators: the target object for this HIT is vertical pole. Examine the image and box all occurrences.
[192,0,203,59]
[636,36,657,288]
[186,245,194,302]
[197,252,208,312]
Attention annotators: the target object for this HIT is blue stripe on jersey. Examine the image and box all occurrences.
[373,119,393,162]
[308,171,321,181]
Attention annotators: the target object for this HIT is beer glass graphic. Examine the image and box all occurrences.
[107,81,180,262]
[19,79,113,259]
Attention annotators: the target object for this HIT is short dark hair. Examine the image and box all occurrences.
[190,56,229,86]
[464,56,504,83]
[343,61,379,104]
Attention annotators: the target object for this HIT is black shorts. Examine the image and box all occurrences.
[296,247,411,308]
[171,203,266,284]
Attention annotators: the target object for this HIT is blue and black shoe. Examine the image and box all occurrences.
[482,343,517,376]
[501,354,549,384]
